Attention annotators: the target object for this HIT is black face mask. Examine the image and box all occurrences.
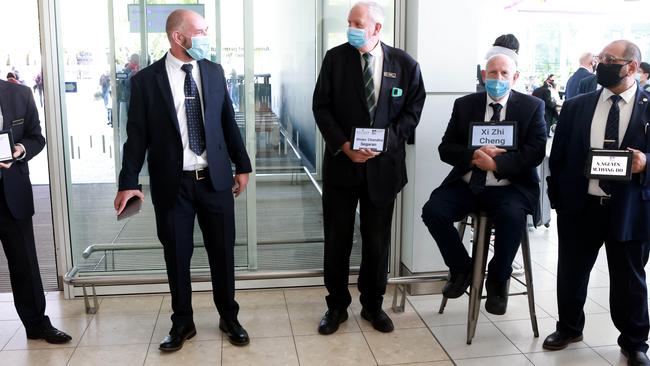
[597,62,627,88]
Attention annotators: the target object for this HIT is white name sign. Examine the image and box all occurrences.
[586,150,633,181]
[0,130,15,163]
[469,121,517,150]
[352,128,388,152]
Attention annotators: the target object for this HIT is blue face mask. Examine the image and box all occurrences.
[485,79,510,99]
[347,27,368,49]
[635,73,642,82]
[182,35,210,61]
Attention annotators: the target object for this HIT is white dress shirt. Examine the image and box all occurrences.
[463,93,512,186]
[165,51,208,171]
[588,83,637,196]
[359,41,383,104]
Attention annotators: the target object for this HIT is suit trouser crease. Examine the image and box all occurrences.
[155,176,239,327]
[322,182,394,313]
[421,183,529,281]
[556,204,650,352]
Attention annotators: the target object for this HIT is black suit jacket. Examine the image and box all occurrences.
[312,42,426,206]
[578,74,598,95]
[565,67,592,100]
[548,87,650,241]
[532,84,559,126]
[437,91,547,211]
[118,55,252,209]
[0,80,46,220]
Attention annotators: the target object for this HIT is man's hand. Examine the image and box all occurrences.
[472,149,498,172]
[114,189,145,216]
[477,145,507,158]
[0,145,25,169]
[341,141,379,163]
[628,148,647,174]
[233,173,249,197]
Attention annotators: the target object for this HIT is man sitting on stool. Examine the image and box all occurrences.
[421,54,546,315]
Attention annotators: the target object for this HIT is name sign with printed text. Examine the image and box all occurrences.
[352,128,388,152]
[468,121,518,150]
[586,149,633,181]
[0,130,15,163]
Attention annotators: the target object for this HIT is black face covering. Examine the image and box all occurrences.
[597,62,627,88]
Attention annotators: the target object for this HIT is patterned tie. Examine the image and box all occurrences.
[469,103,503,194]
[599,94,622,194]
[181,63,206,156]
[362,53,376,125]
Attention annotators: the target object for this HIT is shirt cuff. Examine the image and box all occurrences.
[15,143,26,160]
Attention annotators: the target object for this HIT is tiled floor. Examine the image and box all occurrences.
[0,225,641,365]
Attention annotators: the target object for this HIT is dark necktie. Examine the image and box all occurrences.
[469,102,503,194]
[599,94,622,194]
[181,63,206,156]
[362,53,376,126]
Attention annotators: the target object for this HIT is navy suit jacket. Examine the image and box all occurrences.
[437,91,547,212]
[118,55,252,209]
[313,42,426,207]
[578,74,598,95]
[0,80,45,220]
[548,87,650,241]
[565,67,592,100]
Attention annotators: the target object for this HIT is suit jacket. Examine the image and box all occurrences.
[548,87,650,242]
[118,55,252,209]
[578,74,598,95]
[0,80,46,220]
[532,84,559,126]
[437,91,547,211]
[565,67,592,100]
[312,42,426,207]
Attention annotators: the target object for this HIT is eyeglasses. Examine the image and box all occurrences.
[597,54,632,65]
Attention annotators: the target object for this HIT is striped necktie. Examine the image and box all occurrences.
[599,94,622,194]
[362,53,376,125]
[181,63,206,156]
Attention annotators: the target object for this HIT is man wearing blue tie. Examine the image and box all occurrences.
[114,9,251,351]
[421,54,546,316]
[543,40,650,366]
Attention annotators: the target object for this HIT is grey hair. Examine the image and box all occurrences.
[354,1,385,25]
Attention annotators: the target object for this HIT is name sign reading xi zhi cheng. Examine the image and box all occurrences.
[468,121,518,150]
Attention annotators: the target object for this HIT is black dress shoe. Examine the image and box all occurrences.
[542,331,583,350]
[622,349,650,366]
[26,326,72,344]
[318,309,348,335]
[360,308,394,333]
[442,269,472,299]
[485,279,509,315]
[159,324,196,352]
[219,318,250,346]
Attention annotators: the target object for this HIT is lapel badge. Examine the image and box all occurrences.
[383,71,397,79]
[391,87,403,97]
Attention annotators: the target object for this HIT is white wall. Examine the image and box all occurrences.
[400,0,484,273]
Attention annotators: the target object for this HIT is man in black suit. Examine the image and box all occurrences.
[578,73,599,95]
[421,54,546,315]
[543,40,650,366]
[532,74,560,136]
[565,52,595,100]
[312,1,425,334]
[0,80,71,344]
[114,9,251,351]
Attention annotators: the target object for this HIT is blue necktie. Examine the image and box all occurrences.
[599,94,622,194]
[362,53,376,126]
[181,63,206,156]
[469,103,502,194]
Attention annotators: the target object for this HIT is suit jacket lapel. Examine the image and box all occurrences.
[504,91,519,122]
[621,88,648,148]
[581,90,602,149]
[198,60,213,129]
[373,42,391,128]
[348,45,366,110]
[154,55,181,135]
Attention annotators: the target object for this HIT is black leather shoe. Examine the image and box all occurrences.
[542,331,583,350]
[159,324,196,352]
[318,309,348,335]
[219,318,249,346]
[442,269,472,299]
[360,308,394,333]
[26,326,72,344]
[485,278,509,315]
[621,349,650,366]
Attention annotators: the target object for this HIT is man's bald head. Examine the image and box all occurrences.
[165,9,207,42]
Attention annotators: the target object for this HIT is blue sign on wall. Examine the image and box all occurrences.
[128,4,205,33]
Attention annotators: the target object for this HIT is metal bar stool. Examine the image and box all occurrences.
[438,212,539,344]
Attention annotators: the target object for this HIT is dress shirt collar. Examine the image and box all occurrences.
[166,50,198,71]
[600,82,637,105]
[360,40,383,59]
[486,91,510,110]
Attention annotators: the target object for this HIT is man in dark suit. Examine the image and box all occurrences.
[578,73,599,95]
[0,80,71,344]
[543,40,650,366]
[114,9,251,351]
[565,53,595,100]
[312,1,425,334]
[532,74,560,136]
[421,54,546,315]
